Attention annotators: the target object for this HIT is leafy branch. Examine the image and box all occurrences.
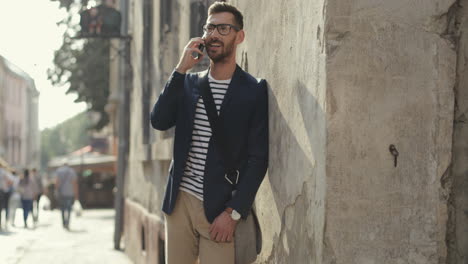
[48,0,110,130]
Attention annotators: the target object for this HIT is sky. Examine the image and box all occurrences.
[0,0,87,130]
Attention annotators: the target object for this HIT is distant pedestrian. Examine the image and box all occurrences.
[0,165,13,229]
[31,168,44,222]
[8,171,21,227]
[55,162,79,230]
[18,169,38,228]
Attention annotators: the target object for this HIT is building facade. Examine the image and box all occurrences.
[0,55,40,170]
[112,0,468,263]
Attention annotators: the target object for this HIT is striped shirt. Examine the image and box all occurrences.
[179,72,231,200]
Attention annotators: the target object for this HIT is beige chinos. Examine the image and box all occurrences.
[165,191,235,264]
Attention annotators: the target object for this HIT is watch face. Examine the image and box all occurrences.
[232,210,241,221]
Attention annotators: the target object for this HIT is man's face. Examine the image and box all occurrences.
[204,12,241,63]
[104,0,115,7]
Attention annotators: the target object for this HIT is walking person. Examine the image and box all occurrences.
[55,162,79,230]
[0,164,13,229]
[3,170,14,229]
[8,171,21,227]
[151,2,268,263]
[18,169,38,228]
[31,168,44,222]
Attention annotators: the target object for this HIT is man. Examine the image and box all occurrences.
[18,169,38,228]
[151,2,268,263]
[8,170,20,227]
[55,162,79,230]
[31,168,44,222]
[0,165,13,229]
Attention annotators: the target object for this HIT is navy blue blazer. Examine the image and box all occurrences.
[150,65,268,223]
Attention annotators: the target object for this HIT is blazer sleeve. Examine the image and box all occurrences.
[150,71,186,131]
[226,79,269,218]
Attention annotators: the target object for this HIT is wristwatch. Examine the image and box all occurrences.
[228,209,241,221]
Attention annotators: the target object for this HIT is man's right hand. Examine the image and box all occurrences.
[175,37,205,74]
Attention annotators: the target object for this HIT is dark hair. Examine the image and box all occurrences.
[22,169,30,184]
[208,2,244,29]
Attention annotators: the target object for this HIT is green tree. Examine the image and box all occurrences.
[40,112,91,169]
[49,0,88,12]
[48,0,110,130]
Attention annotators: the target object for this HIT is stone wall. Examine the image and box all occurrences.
[123,0,170,261]
[448,0,468,263]
[324,0,456,263]
[123,199,164,264]
[123,0,199,262]
[232,0,328,262]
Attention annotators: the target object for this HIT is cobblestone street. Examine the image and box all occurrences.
[0,208,133,264]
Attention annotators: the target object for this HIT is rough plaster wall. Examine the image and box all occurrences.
[126,0,174,215]
[124,0,174,251]
[126,0,149,208]
[325,0,456,263]
[232,0,327,263]
[124,0,175,259]
[124,199,164,264]
[177,0,191,54]
[448,1,468,263]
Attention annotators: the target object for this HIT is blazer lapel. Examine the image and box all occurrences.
[189,65,244,121]
[188,70,208,123]
[219,65,245,118]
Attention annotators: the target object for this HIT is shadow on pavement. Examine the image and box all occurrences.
[34,223,53,228]
[85,214,115,220]
[67,229,87,234]
[0,230,16,236]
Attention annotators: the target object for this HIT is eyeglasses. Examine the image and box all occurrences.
[202,23,240,36]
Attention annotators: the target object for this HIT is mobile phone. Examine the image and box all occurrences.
[194,43,204,59]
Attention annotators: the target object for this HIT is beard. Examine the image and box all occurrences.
[207,39,235,62]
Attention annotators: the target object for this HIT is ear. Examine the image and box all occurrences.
[236,30,245,45]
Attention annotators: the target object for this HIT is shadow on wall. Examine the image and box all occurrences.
[143,159,171,213]
[262,80,325,263]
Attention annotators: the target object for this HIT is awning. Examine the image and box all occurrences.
[48,152,116,173]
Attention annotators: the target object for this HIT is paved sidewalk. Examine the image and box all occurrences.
[0,208,133,264]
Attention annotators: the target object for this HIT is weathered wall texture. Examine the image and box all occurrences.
[232,0,328,263]
[125,0,173,218]
[123,0,203,262]
[448,1,468,263]
[324,0,457,263]
[124,199,164,264]
[123,0,170,262]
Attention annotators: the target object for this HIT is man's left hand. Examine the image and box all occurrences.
[209,211,238,243]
